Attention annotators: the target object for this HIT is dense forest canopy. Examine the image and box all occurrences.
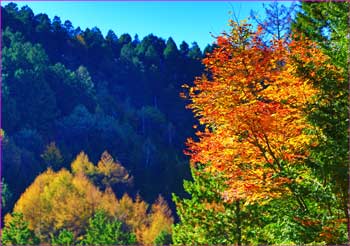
[1,2,209,217]
[1,1,350,245]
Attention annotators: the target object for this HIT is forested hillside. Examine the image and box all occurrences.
[2,1,350,245]
[1,2,210,217]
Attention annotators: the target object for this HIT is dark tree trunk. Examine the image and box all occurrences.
[236,200,242,245]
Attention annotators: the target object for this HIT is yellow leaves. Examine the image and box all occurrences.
[11,167,119,241]
[100,187,119,216]
[141,196,174,245]
[0,128,4,139]
[114,194,173,245]
[115,193,148,240]
[97,151,133,186]
[4,213,13,227]
[71,151,133,188]
[9,150,173,244]
[71,151,96,175]
[204,201,225,213]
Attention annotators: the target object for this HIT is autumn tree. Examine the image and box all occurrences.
[8,150,174,244]
[10,168,118,242]
[71,151,96,176]
[141,195,174,245]
[186,20,315,202]
[96,151,133,188]
[41,142,64,171]
[114,193,174,245]
[182,20,344,243]
[71,151,133,196]
[114,193,148,243]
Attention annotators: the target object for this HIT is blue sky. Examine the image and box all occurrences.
[2,1,292,50]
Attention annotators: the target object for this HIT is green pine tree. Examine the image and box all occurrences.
[51,229,75,246]
[172,165,239,244]
[1,212,40,245]
[81,210,137,245]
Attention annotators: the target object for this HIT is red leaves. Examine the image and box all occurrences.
[216,36,229,46]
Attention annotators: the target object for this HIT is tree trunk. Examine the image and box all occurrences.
[236,200,242,245]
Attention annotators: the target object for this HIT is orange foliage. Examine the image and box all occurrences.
[184,21,340,204]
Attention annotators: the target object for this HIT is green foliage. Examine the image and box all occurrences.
[293,2,349,68]
[172,165,239,244]
[1,212,40,245]
[145,45,161,64]
[119,33,132,46]
[154,230,172,245]
[293,2,349,242]
[81,210,137,245]
[75,65,95,94]
[163,37,179,61]
[2,28,58,134]
[120,43,135,62]
[188,42,202,60]
[51,229,75,246]
[13,128,44,154]
[179,41,189,57]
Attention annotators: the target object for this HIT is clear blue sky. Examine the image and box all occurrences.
[2,1,292,50]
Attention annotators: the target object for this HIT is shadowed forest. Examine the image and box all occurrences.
[1,1,350,245]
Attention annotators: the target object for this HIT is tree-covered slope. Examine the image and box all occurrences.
[1,2,211,216]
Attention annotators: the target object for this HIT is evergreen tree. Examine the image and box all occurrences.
[163,37,179,61]
[179,41,189,57]
[50,229,75,246]
[294,1,349,241]
[2,212,40,245]
[188,42,202,60]
[81,210,136,245]
[173,165,239,244]
[119,33,132,46]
